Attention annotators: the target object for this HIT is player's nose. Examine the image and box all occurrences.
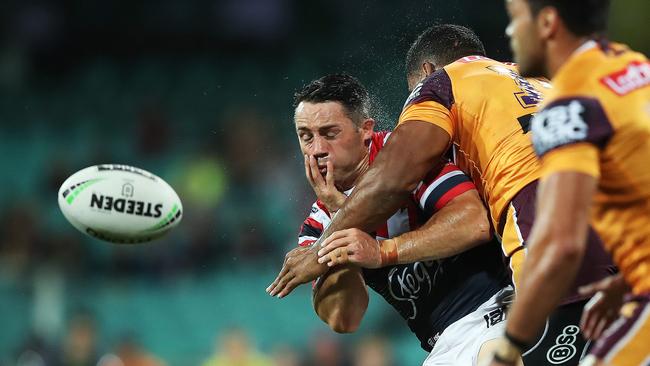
[505,23,514,38]
[311,135,329,155]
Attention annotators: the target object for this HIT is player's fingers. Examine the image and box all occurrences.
[309,155,325,185]
[270,272,294,297]
[268,268,293,296]
[325,160,335,186]
[320,228,357,248]
[578,276,612,296]
[592,316,612,340]
[319,230,349,250]
[581,310,597,339]
[581,292,603,338]
[304,154,314,183]
[266,265,289,293]
[327,247,350,267]
[277,278,302,298]
[317,238,350,260]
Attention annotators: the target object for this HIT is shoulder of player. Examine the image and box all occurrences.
[403,69,454,111]
[553,45,648,99]
[402,56,509,111]
[532,96,614,156]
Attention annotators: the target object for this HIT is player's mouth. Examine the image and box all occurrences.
[317,157,329,173]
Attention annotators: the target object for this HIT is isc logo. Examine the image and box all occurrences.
[546,325,580,364]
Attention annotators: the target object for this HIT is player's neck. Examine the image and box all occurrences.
[337,153,370,191]
[546,35,592,79]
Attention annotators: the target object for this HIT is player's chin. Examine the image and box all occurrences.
[517,52,545,78]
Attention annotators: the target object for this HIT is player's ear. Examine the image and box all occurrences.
[360,118,375,140]
[537,6,559,40]
[422,62,436,77]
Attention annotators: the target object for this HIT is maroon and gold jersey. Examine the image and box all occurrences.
[532,41,650,295]
[398,56,552,231]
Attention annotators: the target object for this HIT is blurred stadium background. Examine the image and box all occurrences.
[0,1,647,365]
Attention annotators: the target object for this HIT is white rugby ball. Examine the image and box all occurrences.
[58,164,183,244]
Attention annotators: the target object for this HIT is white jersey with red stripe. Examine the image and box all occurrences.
[297,131,508,351]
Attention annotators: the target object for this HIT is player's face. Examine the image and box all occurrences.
[506,0,547,77]
[294,101,372,185]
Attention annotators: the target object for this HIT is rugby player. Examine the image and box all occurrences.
[489,1,650,365]
[268,24,616,365]
[290,73,514,365]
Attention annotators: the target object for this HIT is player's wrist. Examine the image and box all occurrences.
[379,239,398,267]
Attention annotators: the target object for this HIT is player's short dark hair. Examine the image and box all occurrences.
[406,24,486,76]
[294,73,370,125]
[526,0,610,36]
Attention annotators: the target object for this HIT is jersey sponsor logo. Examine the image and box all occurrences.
[546,325,580,364]
[531,100,589,156]
[600,60,650,96]
[387,261,438,320]
[486,65,544,108]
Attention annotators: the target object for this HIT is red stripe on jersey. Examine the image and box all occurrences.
[299,239,316,247]
[305,217,324,231]
[369,131,391,164]
[434,181,475,211]
[414,162,458,201]
[315,200,331,217]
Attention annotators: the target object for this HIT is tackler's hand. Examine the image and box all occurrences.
[266,245,329,298]
[579,274,628,340]
[317,228,385,269]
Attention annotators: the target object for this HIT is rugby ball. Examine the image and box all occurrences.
[58,164,182,244]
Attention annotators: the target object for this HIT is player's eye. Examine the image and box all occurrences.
[324,130,340,139]
[300,133,313,142]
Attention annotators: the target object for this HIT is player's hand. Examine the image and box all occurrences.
[266,246,328,298]
[316,228,382,268]
[305,154,346,212]
[579,273,628,340]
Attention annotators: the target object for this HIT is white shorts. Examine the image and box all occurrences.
[422,286,512,366]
